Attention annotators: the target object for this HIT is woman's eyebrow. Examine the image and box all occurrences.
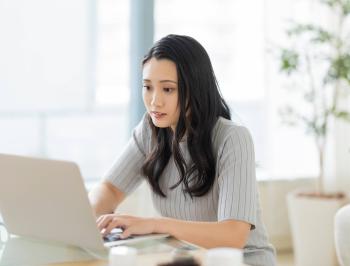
[143,79,177,84]
[159,80,177,84]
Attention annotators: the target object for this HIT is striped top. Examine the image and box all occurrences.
[105,114,276,266]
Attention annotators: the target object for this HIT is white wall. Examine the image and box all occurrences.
[325,97,350,193]
[259,178,316,251]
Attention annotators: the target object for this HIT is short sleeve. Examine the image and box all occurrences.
[217,126,257,229]
[104,113,152,195]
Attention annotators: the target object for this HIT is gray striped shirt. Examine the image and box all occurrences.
[105,114,276,266]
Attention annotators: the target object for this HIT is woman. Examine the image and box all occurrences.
[89,34,276,266]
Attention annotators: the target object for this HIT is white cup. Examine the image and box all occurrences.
[109,246,137,266]
[204,247,243,266]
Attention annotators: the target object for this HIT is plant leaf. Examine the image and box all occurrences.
[333,110,350,121]
[280,49,299,74]
[327,53,350,82]
[321,0,350,15]
[287,23,334,44]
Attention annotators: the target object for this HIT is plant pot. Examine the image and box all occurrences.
[287,190,348,266]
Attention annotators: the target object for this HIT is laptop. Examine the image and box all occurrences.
[0,153,168,250]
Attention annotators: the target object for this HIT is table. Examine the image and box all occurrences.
[0,234,206,266]
[51,249,207,266]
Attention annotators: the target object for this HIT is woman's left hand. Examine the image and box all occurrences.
[96,214,158,239]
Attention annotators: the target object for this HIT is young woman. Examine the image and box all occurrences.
[89,34,276,266]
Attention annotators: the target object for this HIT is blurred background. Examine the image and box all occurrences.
[1,0,349,265]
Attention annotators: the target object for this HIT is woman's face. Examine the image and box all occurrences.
[142,58,180,131]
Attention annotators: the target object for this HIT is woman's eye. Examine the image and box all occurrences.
[164,88,173,93]
[143,85,151,91]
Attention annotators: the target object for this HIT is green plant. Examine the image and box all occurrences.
[278,0,350,195]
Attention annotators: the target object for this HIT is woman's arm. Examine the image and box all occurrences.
[88,181,125,217]
[97,214,251,249]
[157,218,250,249]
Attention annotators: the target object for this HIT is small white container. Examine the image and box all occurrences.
[204,247,243,266]
[109,246,137,266]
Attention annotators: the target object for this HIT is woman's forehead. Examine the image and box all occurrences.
[142,58,177,82]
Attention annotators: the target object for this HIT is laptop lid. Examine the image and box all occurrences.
[0,154,105,250]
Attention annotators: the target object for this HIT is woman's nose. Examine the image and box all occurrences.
[151,91,163,106]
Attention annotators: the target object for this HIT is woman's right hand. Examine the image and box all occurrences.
[96,213,158,239]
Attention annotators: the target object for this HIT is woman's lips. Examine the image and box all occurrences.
[151,111,166,119]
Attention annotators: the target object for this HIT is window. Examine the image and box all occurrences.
[0,0,321,182]
[155,0,319,179]
[0,0,130,183]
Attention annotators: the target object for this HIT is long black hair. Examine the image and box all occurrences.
[142,34,231,198]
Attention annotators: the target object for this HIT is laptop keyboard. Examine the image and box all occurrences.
[103,230,134,242]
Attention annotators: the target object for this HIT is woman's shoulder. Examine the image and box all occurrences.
[212,116,253,150]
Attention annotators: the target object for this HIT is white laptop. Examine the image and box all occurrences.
[0,153,168,250]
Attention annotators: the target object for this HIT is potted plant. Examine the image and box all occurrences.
[277,0,350,265]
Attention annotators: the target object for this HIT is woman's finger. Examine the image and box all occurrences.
[97,214,114,231]
[103,218,127,236]
[96,215,105,224]
[120,228,132,239]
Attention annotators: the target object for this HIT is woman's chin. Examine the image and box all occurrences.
[151,119,169,128]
